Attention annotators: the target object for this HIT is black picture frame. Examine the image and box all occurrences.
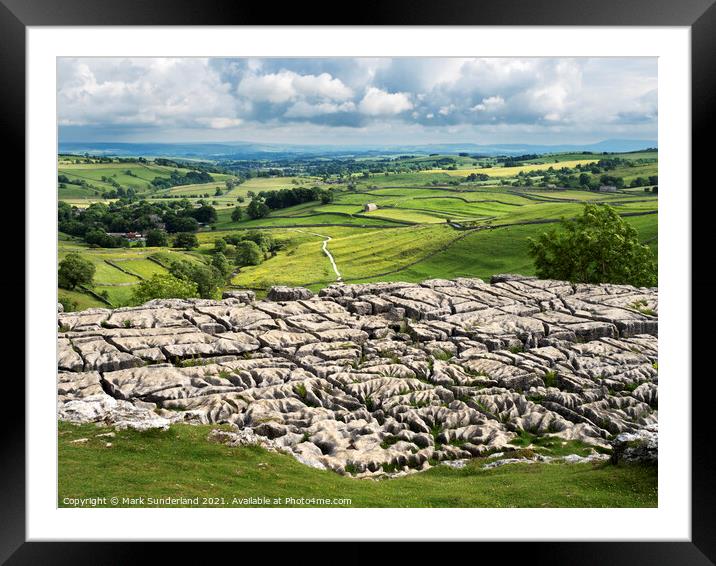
[4,0,713,562]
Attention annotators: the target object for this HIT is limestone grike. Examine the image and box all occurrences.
[57,275,658,476]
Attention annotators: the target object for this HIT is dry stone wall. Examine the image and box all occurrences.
[57,275,658,476]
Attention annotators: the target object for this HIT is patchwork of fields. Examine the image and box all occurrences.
[58,151,658,309]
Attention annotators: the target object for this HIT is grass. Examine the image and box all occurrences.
[230,224,462,290]
[348,214,657,285]
[57,240,208,309]
[58,160,234,202]
[421,159,599,177]
[58,422,657,508]
[57,152,658,307]
[58,288,106,311]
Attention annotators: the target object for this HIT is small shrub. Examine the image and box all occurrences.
[432,349,453,361]
[294,383,307,399]
[543,371,558,388]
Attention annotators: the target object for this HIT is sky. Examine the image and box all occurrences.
[57,57,657,146]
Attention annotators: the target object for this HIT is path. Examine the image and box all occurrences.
[295,230,342,282]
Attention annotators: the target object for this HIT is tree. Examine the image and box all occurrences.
[320,190,334,204]
[246,197,269,219]
[240,230,275,254]
[211,252,233,278]
[528,204,656,287]
[145,229,168,247]
[235,240,263,267]
[189,204,217,224]
[164,214,199,233]
[173,232,199,249]
[213,237,227,254]
[169,260,223,299]
[231,206,243,222]
[131,274,198,304]
[58,253,95,290]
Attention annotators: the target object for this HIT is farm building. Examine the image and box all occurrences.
[107,231,146,242]
[363,203,379,212]
[598,185,618,193]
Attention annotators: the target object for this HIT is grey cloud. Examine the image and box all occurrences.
[57,56,657,144]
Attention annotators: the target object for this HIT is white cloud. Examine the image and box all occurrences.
[57,58,241,129]
[471,96,505,112]
[236,70,353,103]
[196,117,243,129]
[58,56,657,144]
[358,87,413,116]
[284,100,356,118]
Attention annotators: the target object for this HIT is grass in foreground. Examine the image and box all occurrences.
[58,422,657,508]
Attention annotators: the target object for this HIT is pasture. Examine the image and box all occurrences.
[421,159,599,177]
[57,240,207,308]
[57,149,658,308]
[58,422,657,508]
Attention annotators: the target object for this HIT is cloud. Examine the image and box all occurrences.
[57,58,241,130]
[196,117,243,129]
[236,70,353,103]
[471,96,505,113]
[358,87,413,116]
[57,57,657,144]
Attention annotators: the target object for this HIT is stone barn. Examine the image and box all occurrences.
[363,203,378,212]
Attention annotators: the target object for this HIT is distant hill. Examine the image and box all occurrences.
[58,139,657,160]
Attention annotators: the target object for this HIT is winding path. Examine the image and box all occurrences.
[296,230,342,282]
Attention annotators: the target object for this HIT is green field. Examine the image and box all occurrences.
[58,149,658,306]
[57,149,660,509]
[58,158,236,204]
[58,422,657,508]
[57,239,209,308]
[422,159,599,177]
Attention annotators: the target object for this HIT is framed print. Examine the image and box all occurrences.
[6,0,714,562]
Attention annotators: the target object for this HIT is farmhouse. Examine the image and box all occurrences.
[363,203,378,212]
[107,231,146,242]
[598,185,618,193]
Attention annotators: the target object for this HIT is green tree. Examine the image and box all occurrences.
[231,206,243,222]
[528,204,656,287]
[211,252,233,278]
[241,230,275,254]
[213,238,228,254]
[246,198,269,219]
[169,261,224,299]
[173,232,199,250]
[320,190,334,204]
[58,253,95,290]
[131,274,198,304]
[235,240,263,267]
[145,229,168,247]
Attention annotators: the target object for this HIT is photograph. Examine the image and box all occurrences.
[54,55,661,509]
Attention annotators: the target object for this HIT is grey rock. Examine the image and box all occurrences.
[57,276,658,477]
[222,289,256,303]
[611,423,658,465]
[267,286,313,301]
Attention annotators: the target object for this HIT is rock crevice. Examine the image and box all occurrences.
[57,276,658,476]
